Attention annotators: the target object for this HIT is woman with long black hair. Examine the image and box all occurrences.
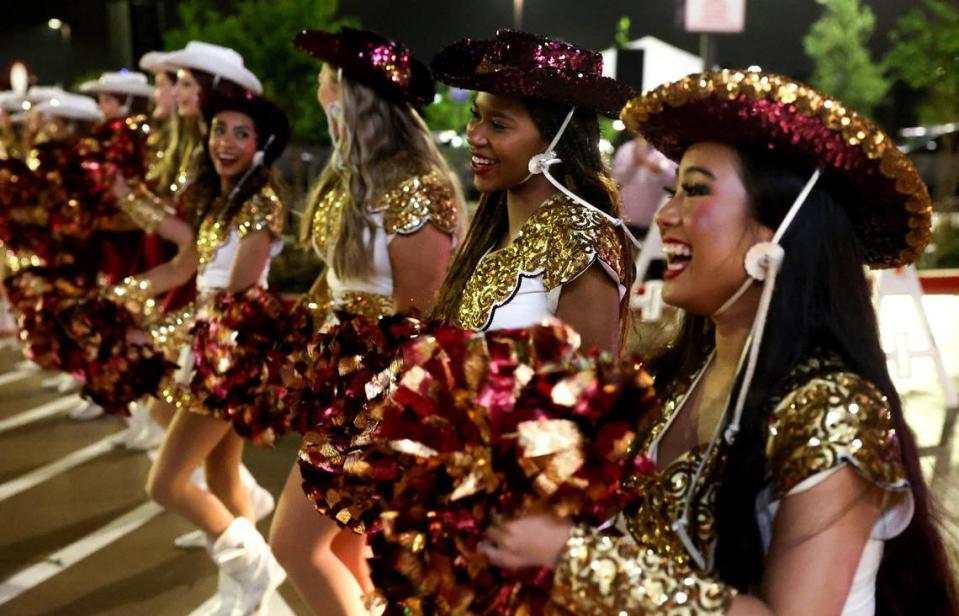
[429,30,637,353]
[478,69,959,615]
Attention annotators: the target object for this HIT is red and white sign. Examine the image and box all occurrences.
[684,0,747,33]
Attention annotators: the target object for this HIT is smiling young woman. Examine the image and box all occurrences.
[143,88,292,614]
[106,45,292,612]
[478,70,959,616]
[429,30,637,355]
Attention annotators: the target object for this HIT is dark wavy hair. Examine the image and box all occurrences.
[654,144,958,614]
[181,69,283,231]
[432,98,635,343]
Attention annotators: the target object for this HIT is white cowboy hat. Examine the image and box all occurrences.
[0,90,28,113]
[139,50,173,74]
[27,85,67,103]
[33,92,104,122]
[80,71,153,97]
[163,41,262,94]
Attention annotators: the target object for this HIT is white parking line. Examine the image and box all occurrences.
[0,501,164,606]
[188,589,296,616]
[0,433,119,502]
[0,395,82,434]
[0,368,35,388]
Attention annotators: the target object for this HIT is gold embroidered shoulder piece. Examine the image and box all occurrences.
[235,184,284,239]
[310,184,348,260]
[374,170,458,236]
[550,526,735,615]
[452,195,625,330]
[766,369,909,498]
[196,185,285,270]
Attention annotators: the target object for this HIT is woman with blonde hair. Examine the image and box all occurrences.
[267,27,464,615]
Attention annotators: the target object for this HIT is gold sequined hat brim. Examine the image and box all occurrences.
[621,69,931,268]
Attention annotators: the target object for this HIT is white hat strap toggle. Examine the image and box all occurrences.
[526,107,641,249]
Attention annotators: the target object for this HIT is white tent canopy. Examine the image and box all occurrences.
[602,36,703,93]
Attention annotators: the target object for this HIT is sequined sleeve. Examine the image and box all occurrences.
[766,371,909,499]
[146,303,198,358]
[452,196,626,330]
[235,185,285,239]
[551,526,736,615]
[539,201,625,291]
[379,170,458,236]
[118,182,176,233]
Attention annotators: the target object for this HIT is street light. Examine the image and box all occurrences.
[47,18,71,45]
[513,0,523,29]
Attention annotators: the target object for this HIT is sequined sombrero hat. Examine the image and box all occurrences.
[294,28,435,107]
[621,69,931,268]
[431,29,635,118]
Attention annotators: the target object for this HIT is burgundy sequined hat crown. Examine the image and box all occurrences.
[294,28,435,107]
[202,89,290,165]
[431,29,635,118]
[622,69,931,268]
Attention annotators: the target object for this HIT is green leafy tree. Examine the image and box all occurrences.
[803,0,889,116]
[163,0,356,143]
[614,17,632,49]
[886,0,959,207]
[422,84,471,136]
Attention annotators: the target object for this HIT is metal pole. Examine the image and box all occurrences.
[699,32,710,68]
[513,0,524,30]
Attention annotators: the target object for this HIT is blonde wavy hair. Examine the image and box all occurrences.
[148,113,204,198]
[299,72,464,281]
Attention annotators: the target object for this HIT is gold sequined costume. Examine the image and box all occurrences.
[156,183,285,412]
[308,168,459,321]
[550,353,910,614]
[452,194,625,331]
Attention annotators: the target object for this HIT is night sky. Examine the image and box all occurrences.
[0,1,922,108]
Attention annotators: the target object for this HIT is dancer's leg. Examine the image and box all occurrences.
[146,409,235,534]
[204,428,253,521]
[269,463,370,615]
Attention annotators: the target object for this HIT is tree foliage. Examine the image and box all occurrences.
[803,0,889,115]
[887,0,959,207]
[886,0,959,126]
[422,84,471,136]
[163,0,356,143]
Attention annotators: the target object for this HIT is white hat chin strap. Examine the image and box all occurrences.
[671,167,821,570]
[119,95,133,117]
[522,107,641,249]
[227,133,276,201]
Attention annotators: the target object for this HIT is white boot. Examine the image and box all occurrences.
[13,359,41,373]
[205,517,286,616]
[68,400,105,421]
[42,372,80,393]
[176,466,274,550]
[115,401,165,451]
